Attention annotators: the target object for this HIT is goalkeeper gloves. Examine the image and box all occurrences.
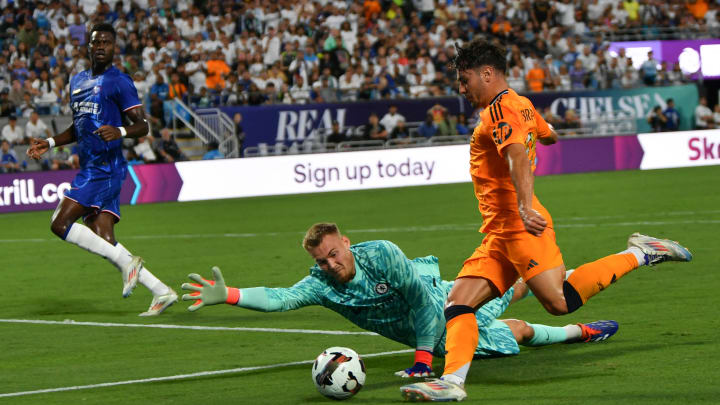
[181,266,240,311]
[394,349,434,378]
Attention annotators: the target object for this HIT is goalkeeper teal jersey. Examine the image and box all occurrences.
[235,240,516,357]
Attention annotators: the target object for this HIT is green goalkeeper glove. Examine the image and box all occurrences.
[181,266,240,312]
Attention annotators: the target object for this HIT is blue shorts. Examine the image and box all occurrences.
[64,168,125,222]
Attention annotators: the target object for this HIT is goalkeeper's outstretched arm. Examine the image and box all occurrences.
[181,266,323,312]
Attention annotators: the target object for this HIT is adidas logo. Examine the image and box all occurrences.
[527,259,538,270]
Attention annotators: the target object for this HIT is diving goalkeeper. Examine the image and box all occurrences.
[182,223,618,377]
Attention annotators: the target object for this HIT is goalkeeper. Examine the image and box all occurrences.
[182,223,618,377]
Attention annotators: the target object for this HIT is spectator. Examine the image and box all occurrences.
[326,120,348,144]
[362,112,388,140]
[380,105,405,134]
[202,141,224,160]
[132,136,158,163]
[168,72,187,100]
[558,109,581,135]
[2,114,25,145]
[157,128,187,162]
[150,74,170,102]
[667,62,686,86]
[663,98,680,131]
[713,104,720,129]
[389,119,411,140]
[640,51,659,86]
[526,60,546,92]
[0,89,15,117]
[554,64,572,90]
[647,106,667,132]
[569,59,587,90]
[233,112,245,151]
[455,114,470,135]
[694,96,713,129]
[206,49,231,92]
[507,66,527,92]
[19,92,38,118]
[0,139,21,173]
[417,114,438,138]
[25,110,51,140]
[289,76,311,104]
[50,144,73,170]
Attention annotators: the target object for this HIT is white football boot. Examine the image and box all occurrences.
[627,233,693,266]
[400,378,467,402]
[139,289,178,316]
[121,256,143,298]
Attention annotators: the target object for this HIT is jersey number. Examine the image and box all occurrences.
[492,122,512,145]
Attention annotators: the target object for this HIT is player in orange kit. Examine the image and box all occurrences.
[400,39,693,402]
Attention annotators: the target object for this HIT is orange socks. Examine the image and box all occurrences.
[443,312,478,378]
[567,252,639,304]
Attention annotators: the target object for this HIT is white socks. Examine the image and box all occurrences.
[563,324,583,341]
[116,243,170,296]
[65,223,129,269]
[621,247,646,267]
[441,372,466,386]
[64,223,170,296]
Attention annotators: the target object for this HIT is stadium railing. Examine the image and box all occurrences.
[597,26,715,42]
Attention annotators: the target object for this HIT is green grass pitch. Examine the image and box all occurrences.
[1,165,719,404]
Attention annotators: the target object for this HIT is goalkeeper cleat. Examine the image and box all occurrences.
[578,320,619,342]
[400,378,467,402]
[627,233,693,266]
[121,256,143,298]
[139,289,178,316]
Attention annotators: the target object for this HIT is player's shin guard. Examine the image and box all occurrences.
[65,223,127,267]
[442,306,477,383]
[566,252,639,308]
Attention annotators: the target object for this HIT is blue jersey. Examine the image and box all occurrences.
[64,66,142,220]
[234,240,518,357]
[69,66,141,173]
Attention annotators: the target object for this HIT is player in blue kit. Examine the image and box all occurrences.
[182,223,617,378]
[27,24,177,316]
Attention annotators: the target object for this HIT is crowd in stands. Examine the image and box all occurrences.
[0,0,717,115]
[0,0,719,168]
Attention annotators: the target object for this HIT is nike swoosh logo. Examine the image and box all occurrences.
[72,89,82,94]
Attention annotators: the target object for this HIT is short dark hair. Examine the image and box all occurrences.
[90,23,116,39]
[303,223,340,250]
[452,38,507,73]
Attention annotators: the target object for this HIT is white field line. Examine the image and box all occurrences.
[0,216,718,243]
[0,348,413,398]
[0,318,378,336]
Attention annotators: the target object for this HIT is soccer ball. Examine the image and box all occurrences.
[311,346,366,400]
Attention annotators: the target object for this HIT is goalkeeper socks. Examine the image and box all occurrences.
[442,307,477,384]
[116,243,170,296]
[65,223,125,266]
[524,323,569,346]
[566,252,639,306]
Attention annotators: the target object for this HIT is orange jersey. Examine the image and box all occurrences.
[469,88,553,234]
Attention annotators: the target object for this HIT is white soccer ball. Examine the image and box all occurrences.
[311,346,366,400]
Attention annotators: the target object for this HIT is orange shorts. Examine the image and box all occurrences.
[457,227,564,294]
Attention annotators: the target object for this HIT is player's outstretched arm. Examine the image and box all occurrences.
[504,143,547,236]
[94,106,149,142]
[181,266,239,312]
[27,124,77,160]
[182,266,324,312]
